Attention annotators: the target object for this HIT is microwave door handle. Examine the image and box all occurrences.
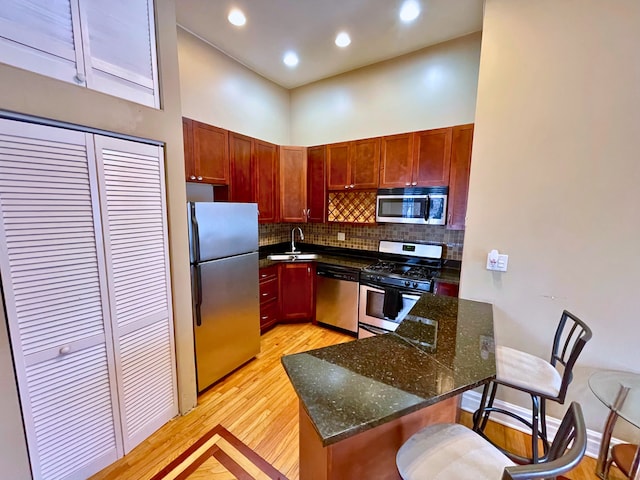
[424,195,431,221]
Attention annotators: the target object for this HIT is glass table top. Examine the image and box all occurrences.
[589,370,640,429]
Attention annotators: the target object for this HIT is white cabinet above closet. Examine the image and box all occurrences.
[0,0,159,108]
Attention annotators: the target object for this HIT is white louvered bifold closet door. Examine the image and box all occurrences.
[0,119,122,480]
[94,136,177,453]
[0,0,85,85]
[79,0,159,108]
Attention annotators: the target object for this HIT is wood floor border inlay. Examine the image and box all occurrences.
[150,424,288,480]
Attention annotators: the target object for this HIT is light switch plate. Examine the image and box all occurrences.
[337,232,346,241]
[486,253,509,272]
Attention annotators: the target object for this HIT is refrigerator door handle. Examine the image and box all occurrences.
[190,202,201,263]
[193,265,203,326]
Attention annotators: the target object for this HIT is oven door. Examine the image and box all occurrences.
[358,283,420,338]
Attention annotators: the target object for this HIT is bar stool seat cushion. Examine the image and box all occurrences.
[396,423,515,480]
[496,345,562,398]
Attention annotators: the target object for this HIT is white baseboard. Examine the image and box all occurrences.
[461,390,619,459]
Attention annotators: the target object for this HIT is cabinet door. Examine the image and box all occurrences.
[94,136,178,453]
[0,119,121,480]
[255,140,279,223]
[182,117,197,181]
[193,121,229,185]
[79,0,159,108]
[279,262,315,321]
[326,142,350,190]
[379,133,414,188]
[229,132,255,203]
[413,127,452,187]
[307,145,326,223]
[351,138,380,189]
[0,0,85,85]
[447,124,474,229]
[279,146,307,222]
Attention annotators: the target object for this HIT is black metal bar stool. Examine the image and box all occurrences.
[472,310,592,464]
[396,402,587,479]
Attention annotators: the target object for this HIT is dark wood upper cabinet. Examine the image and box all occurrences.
[351,138,380,189]
[327,138,380,190]
[184,118,229,185]
[229,132,255,203]
[255,140,279,223]
[326,142,350,190]
[380,128,452,188]
[183,118,196,181]
[447,124,474,230]
[279,146,307,223]
[307,145,326,223]
[379,133,414,188]
[413,127,452,187]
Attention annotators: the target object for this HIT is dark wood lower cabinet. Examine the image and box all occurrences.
[434,281,459,297]
[279,262,316,322]
[259,265,279,334]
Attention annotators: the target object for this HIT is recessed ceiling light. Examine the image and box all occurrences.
[228,8,246,27]
[335,32,351,48]
[283,51,299,68]
[399,0,421,23]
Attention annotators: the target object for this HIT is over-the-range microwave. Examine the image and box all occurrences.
[376,187,448,225]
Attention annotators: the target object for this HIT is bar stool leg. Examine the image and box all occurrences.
[531,394,540,463]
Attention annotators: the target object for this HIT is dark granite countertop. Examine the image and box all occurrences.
[259,243,461,284]
[281,294,495,446]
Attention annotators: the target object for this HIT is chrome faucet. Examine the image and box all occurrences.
[290,227,304,253]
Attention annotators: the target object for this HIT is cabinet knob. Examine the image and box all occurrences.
[405,182,411,186]
[197,176,203,181]
[189,175,196,180]
[350,184,355,188]
[307,209,311,217]
[412,182,417,186]
[261,315,268,320]
[262,292,269,297]
[59,345,71,355]
[344,185,349,189]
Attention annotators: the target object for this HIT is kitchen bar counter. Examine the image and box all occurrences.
[281,294,494,479]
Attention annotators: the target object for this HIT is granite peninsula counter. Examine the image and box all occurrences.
[282,294,495,480]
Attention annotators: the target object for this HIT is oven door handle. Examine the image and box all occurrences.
[359,323,392,336]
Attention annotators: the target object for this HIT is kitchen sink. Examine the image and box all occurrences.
[267,253,319,261]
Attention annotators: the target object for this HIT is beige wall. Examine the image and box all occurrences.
[177,27,290,145]
[0,0,197,475]
[290,32,481,145]
[464,0,640,436]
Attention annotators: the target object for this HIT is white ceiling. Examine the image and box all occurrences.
[175,0,484,89]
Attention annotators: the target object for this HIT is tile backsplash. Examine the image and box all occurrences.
[259,222,465,260]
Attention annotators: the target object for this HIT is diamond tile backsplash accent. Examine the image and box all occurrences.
[327,191,377,224]
[259,222,465,260]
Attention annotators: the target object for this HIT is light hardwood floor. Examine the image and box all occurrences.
[91,323,622,480]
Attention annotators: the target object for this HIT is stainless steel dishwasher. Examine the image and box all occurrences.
[316,264,360,335]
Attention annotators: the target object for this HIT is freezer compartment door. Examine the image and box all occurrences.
[189,202,258,262]
[193,252,260,392]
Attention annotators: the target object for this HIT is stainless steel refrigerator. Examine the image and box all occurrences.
[188,202,260,392]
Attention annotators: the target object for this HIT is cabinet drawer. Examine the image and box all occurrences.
[259,277,278,304]
[260,299,279,333]
[259,265,278,282]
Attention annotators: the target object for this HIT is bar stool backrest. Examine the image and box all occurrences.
[551,310,593,402]
[503,402,587,480]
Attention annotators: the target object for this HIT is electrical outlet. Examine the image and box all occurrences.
[337,232,346,241]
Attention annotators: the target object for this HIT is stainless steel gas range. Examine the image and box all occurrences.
[358,240,443,338]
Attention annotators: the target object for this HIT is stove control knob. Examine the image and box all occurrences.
[413,282,419,289]
[404,281,410,287]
